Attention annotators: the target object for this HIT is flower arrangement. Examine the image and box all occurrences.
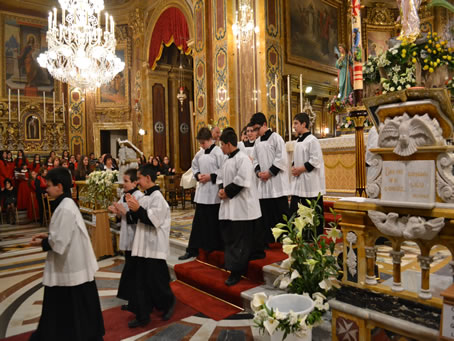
[446,77,454,95]
[252,200,341,340]
[363,31,454,93]
[327,92,354,115]
[83,170,119,209]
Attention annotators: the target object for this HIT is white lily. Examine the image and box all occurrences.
[290,269,301,281]
[326,228,341,243]
[274,308,287,320]
[279,275,292,289]
[264,318,280,335]
[272,227,286,241]
[251,292,268,312]
[283,244,297,255]
[280,257,294,270]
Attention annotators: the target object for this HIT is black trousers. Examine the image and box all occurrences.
[289,195,324,236]
[186,203,222,255]
[259,196,289,244]
[117,251,136,302]
[36,192,44,225]
[128,257,175,321]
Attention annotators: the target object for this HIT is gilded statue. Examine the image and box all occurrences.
[396,0,422,43]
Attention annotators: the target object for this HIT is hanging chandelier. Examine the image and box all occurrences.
[232,0,259,48]
[176,50,187,111]
[37,0,124,91]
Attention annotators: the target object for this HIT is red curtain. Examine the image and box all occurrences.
[148,7,190,70]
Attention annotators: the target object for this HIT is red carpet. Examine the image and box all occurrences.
[171,280,242,320]
[174,260,260,307]
[2,299,197,341]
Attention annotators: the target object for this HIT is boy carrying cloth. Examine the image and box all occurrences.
[125,164,175,328]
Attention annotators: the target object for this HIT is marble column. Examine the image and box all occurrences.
[365,246,377,285]
[418,255,433,299]
[390,250,405,292]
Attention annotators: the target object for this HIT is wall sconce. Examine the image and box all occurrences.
[305,86,312,94]
[138,128,147,136]
[324,127,330,135]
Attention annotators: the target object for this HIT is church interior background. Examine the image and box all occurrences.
[2,0,454,340]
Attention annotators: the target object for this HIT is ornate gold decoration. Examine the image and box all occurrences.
[95,108,130,122]
[365,3,395,26]
[128,8,145,38]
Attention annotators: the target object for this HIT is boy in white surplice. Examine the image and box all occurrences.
[125,164,175,328]
[29,167,104,341]
[217,129,264,286]
[289,112,326,235]
[250,112,290,247]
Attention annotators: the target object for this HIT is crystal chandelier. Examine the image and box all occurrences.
[37,0,124,90]
[232,0,259,48]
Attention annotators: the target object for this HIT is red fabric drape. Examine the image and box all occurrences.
[148,8,190,70]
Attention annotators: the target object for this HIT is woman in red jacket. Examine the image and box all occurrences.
[14,150,28,171]
[6,151,15,180]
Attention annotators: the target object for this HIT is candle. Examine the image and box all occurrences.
[8,89,11,122]
[62,8,65,25]
[43,91,46,124]
[53,91,56,123]
[111,17,114,34]
[275,74,279,135]
[62,92,65,124]
[48,11,52,29]
[53,8,57,28]
[105,13,109,32]
[300,74,303,112]
[287,75,291,142]
[97,12,100,28]
[17,89,20,122]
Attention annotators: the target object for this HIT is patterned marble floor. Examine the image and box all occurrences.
[0,209,266,341]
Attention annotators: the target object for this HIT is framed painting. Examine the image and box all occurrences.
[96,43,129,107]
[366,27,394,57]
[1,12,58,99]
[285,0,344,75]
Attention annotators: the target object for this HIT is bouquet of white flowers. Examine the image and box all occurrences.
[83,170,119,209]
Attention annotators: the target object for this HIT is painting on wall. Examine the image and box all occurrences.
[3,13,55,97]
[97,45,128,107]
[286,0,342,75]
[367,30,393,57]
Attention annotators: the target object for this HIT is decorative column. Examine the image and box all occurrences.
[42,123,49,151]
[390,250,405,292]
[351,0,364,105]
[418,255,433,299]
[16,123,24,151]
[365,246,377,285]
[6,122,15,150]
[349,108,368,197]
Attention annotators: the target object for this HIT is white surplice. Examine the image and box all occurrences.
[252,130,290,198]
[43,197,98,287]
[290,134,326,197]
[218,149,261,221]
[118,189,144,251]
[131,188,171,260]
[192,144,226,204]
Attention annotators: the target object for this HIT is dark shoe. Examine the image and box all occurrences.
[121,304,129,311]
[162,296,176,321]
[178,252,196,260]
[128,318,150,328]
[225,273,242,286]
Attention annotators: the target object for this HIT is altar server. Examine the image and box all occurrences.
[108,168,144,310]
[125,163,175,328]
[218,129,264,286]
[29,167,105,341]
[250,112,290,245]
[179,127,225,260]
[289,112,326,235]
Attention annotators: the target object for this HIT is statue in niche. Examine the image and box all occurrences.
[26,115,40,140]
[396,0,422,43]
[335,44,353,102]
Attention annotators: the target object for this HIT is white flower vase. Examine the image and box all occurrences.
[267,294,314,341]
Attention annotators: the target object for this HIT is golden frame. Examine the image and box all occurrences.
[285,0,344,75]
[364,25,396,58]
[96,42,129,107]
[1,11,61,101]
[93,121,133,157]
[23,112,42,141]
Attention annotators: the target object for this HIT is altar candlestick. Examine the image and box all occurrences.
[53,8,57,28]
[62,92,65,124]
[8,89,11,122]
[275,74,279,135]
[48,12,52,29]
[300,74,303,112]
[53,92,56,123]
[43,91,46,124]
[105,13,109,32]
[287,75,291,142]
[17,89,20,122]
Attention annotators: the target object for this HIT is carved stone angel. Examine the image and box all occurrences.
[368,210,445,240]
[378,113,445,156]
[117,138,143,183]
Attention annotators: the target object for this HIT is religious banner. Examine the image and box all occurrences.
[351,0,363,90]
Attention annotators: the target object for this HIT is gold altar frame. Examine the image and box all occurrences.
[285,0,344,75]
[96,42,129,108]
[364,25,395,58]
[93,121,133,157]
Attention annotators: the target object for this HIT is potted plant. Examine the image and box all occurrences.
[252,199,341,340]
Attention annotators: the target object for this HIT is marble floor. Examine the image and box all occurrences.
[0,209,268,341]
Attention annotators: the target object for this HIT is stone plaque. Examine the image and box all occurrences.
[381,161,435,203]
[442,303,454,338]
